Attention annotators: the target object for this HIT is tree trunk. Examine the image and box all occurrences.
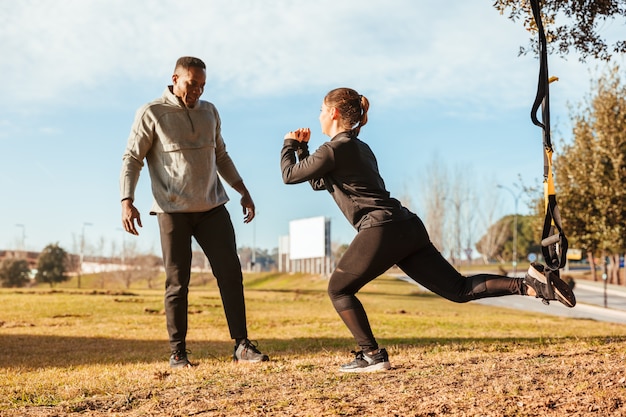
[587,251,598,281]
[608,254,619,284]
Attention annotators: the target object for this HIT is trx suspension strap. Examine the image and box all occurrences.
[530,0,568,301]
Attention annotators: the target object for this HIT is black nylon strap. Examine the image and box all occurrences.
[530,0,552,152]
[542,194,569,270]
[530,0,568,276]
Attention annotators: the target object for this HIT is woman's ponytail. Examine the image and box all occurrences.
[324,88,369,136]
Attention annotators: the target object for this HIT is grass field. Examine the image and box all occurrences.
[1,272,626,416]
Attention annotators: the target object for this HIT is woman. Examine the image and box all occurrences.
[280,87,575,373]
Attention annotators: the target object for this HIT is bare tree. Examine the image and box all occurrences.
[397,183,415,213]
[474,176,504,263]
[448,165,479,266]
[115,239,137,288]
[413,155,488,266]
[476,217,511,263]
[418,154,449,255]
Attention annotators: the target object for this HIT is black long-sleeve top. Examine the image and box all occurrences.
[281,131,415,231]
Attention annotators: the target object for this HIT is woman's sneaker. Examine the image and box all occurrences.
[524,263,576,307]
[233,339,269,362]
[339,348,391,373]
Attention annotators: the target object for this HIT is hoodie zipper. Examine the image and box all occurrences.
[176,94,196,133]
[185,108,195,133]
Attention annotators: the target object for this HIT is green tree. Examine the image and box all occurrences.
[237,246,278,272]
[556,66,626,283]
[0,258,31,288]
[494,0,626,61]
[475,216,509,262]
[35,243,70,287]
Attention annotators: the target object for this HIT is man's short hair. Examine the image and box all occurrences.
[175,56,206,71]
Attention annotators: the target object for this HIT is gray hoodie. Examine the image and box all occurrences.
[120,87,242,214]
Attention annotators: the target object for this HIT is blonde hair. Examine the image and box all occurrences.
[324,88,369,136]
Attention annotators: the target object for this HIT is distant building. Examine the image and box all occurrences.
[0,250,39,269]
[278,216,332,275]
[0,250,128,274]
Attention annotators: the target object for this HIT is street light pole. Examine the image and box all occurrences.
[497,185,522,277]
[252,212,256,271]
[79,222,93,288]
[117,227,126,266]
[15,224,26,252]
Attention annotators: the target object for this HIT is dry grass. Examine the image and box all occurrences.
[1,273,626,416]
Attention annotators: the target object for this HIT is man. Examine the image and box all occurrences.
[120,56,268,368]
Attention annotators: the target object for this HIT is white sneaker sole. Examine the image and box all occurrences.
[551,277,576,308]
[527,265,547,284]
[339,361,391,373]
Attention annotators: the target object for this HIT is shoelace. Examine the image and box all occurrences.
[241,339,262,353]
[352,350,374,364]
[172,349,191,360]
[350,350,378,365]
[351,350,364,360]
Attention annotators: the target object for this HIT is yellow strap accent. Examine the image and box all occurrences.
[544,79,557,214]
[545,147,555,195]
[544,148,556,228]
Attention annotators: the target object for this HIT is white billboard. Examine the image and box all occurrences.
[289,216,330,260]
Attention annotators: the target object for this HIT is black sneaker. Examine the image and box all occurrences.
[169,349,193,369]
[233,339,269,363]
[339,348,391,373]
[524,263,576,308]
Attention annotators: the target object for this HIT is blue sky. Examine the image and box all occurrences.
[1,0,622,256]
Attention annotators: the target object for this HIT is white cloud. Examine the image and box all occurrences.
[0,1,551,107]
[0,0,619,253]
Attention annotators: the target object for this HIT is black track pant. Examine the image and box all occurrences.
[327,216,525,352]
[158,205,247,352]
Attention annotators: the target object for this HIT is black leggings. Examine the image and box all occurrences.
[327,216,525,352]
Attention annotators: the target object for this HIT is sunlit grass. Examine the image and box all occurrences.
[2,272,626,416]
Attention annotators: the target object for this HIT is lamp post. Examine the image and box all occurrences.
[251,211,257,272]
[15,224,26,252]
[497,185,522,277]
[116,227,126,266]
[449,196,469,269]
[79,222,93,288]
